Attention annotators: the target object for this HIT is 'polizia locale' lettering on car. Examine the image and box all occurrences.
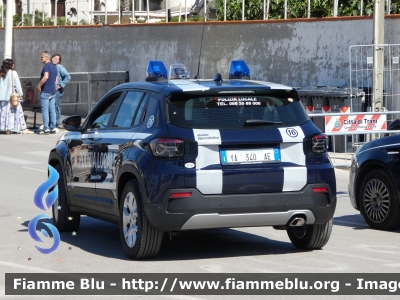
[48,60,336,259]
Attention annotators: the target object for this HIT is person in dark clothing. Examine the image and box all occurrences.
[36,51,58,134]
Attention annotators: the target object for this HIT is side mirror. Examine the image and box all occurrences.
[62,115,82,132]
[388,119,400,131]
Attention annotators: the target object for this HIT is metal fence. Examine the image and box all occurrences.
[20,71,129,117]
[349,44,400,121]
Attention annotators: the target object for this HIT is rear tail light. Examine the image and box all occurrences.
[149,138,184,157]
[312,187,328,193]
[312,133,329,153]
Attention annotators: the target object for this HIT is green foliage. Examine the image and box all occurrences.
[57,17,66,25]
[13,14,20,26]
[189,14,204,22]
[215,0,263,20]
[31,9,49,26]
[214,0,400,20]
[94,16,105,25]
[159,15,204,22]
[22,14,32,26]
[309,0,332,17]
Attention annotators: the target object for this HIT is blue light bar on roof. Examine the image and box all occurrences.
[146,60,168,81]
[169,63,190,79]
[229,60,251,80]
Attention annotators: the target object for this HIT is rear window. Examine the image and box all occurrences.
[168,91,308,129]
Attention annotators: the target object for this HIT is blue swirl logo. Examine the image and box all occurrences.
[34,165,59,211]
[28,165,61,254]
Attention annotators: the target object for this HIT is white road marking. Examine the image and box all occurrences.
[0,155,41,165]
[20,166,47,173]
[244,256,348,272]
[352,244,400,255]
[384,263,400,267]
[0,260,59,273]
[323,251,395,263]
[24,151,51,157]
[199,264,223,273]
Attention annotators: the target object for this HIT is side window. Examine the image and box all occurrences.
[89,92,122,129]
[113,91,144,128]
[141,95,160,127]
[133,95,148,127]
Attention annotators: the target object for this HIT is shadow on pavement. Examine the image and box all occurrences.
[156,228,306,261]
[21,216,309,261]
[333,214,368,230]
[334,214,400,234]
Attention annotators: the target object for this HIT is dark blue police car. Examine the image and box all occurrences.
[349,124,400,230]
[48,61,336,259]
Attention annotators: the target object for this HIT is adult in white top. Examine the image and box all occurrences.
[0,59,33,134]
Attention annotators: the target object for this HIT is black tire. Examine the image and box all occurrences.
[287,219,333,249]
[359,169,400,230]
[119,179,163,259]
[52,164,80,232]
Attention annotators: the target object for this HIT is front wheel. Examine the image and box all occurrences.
[359,169,400,230]
[119,180,163,259]
[52,164,80,232]
[287,219,333,249]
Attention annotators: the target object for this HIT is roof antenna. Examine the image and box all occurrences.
[194,17,206,80]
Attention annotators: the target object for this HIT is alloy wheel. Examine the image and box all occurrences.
[363,178,390,223]
[122,192,138,248]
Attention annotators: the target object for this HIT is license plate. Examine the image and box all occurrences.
[220,148,280,165]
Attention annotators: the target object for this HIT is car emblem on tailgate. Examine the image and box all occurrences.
[286,128,298,137]
[185,162,195,168]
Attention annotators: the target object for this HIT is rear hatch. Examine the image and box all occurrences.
[167,89,320,195]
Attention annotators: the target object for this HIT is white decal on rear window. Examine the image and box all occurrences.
[212,97,262,107]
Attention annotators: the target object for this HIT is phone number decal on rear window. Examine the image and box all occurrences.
[215,97,261,106]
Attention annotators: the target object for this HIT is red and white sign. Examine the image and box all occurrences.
[325,114,387,132]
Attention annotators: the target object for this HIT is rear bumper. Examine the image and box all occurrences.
[144,184,336,231]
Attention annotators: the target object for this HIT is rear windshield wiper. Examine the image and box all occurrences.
[244,120,283,126]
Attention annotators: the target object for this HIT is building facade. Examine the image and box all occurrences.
[12,0,196,24]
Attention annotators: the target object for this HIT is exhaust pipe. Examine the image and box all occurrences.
[289,217,305,227]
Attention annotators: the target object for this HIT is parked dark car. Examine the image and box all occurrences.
[349,121,400,230]
[48,60,337,259]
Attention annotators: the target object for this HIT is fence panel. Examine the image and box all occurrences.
[20,71,129,117]
[349,44,400,122]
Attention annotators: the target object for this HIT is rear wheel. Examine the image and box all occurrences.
[119,179,163,259]
[52,164,80,232]
[287,219,333,249]
[359,169,400,230]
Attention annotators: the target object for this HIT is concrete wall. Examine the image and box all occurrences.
[1,16,398,94]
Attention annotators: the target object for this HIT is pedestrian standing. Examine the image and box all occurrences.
[52,54,71,131]
[35,51,58,134]
[0,59,33,134]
